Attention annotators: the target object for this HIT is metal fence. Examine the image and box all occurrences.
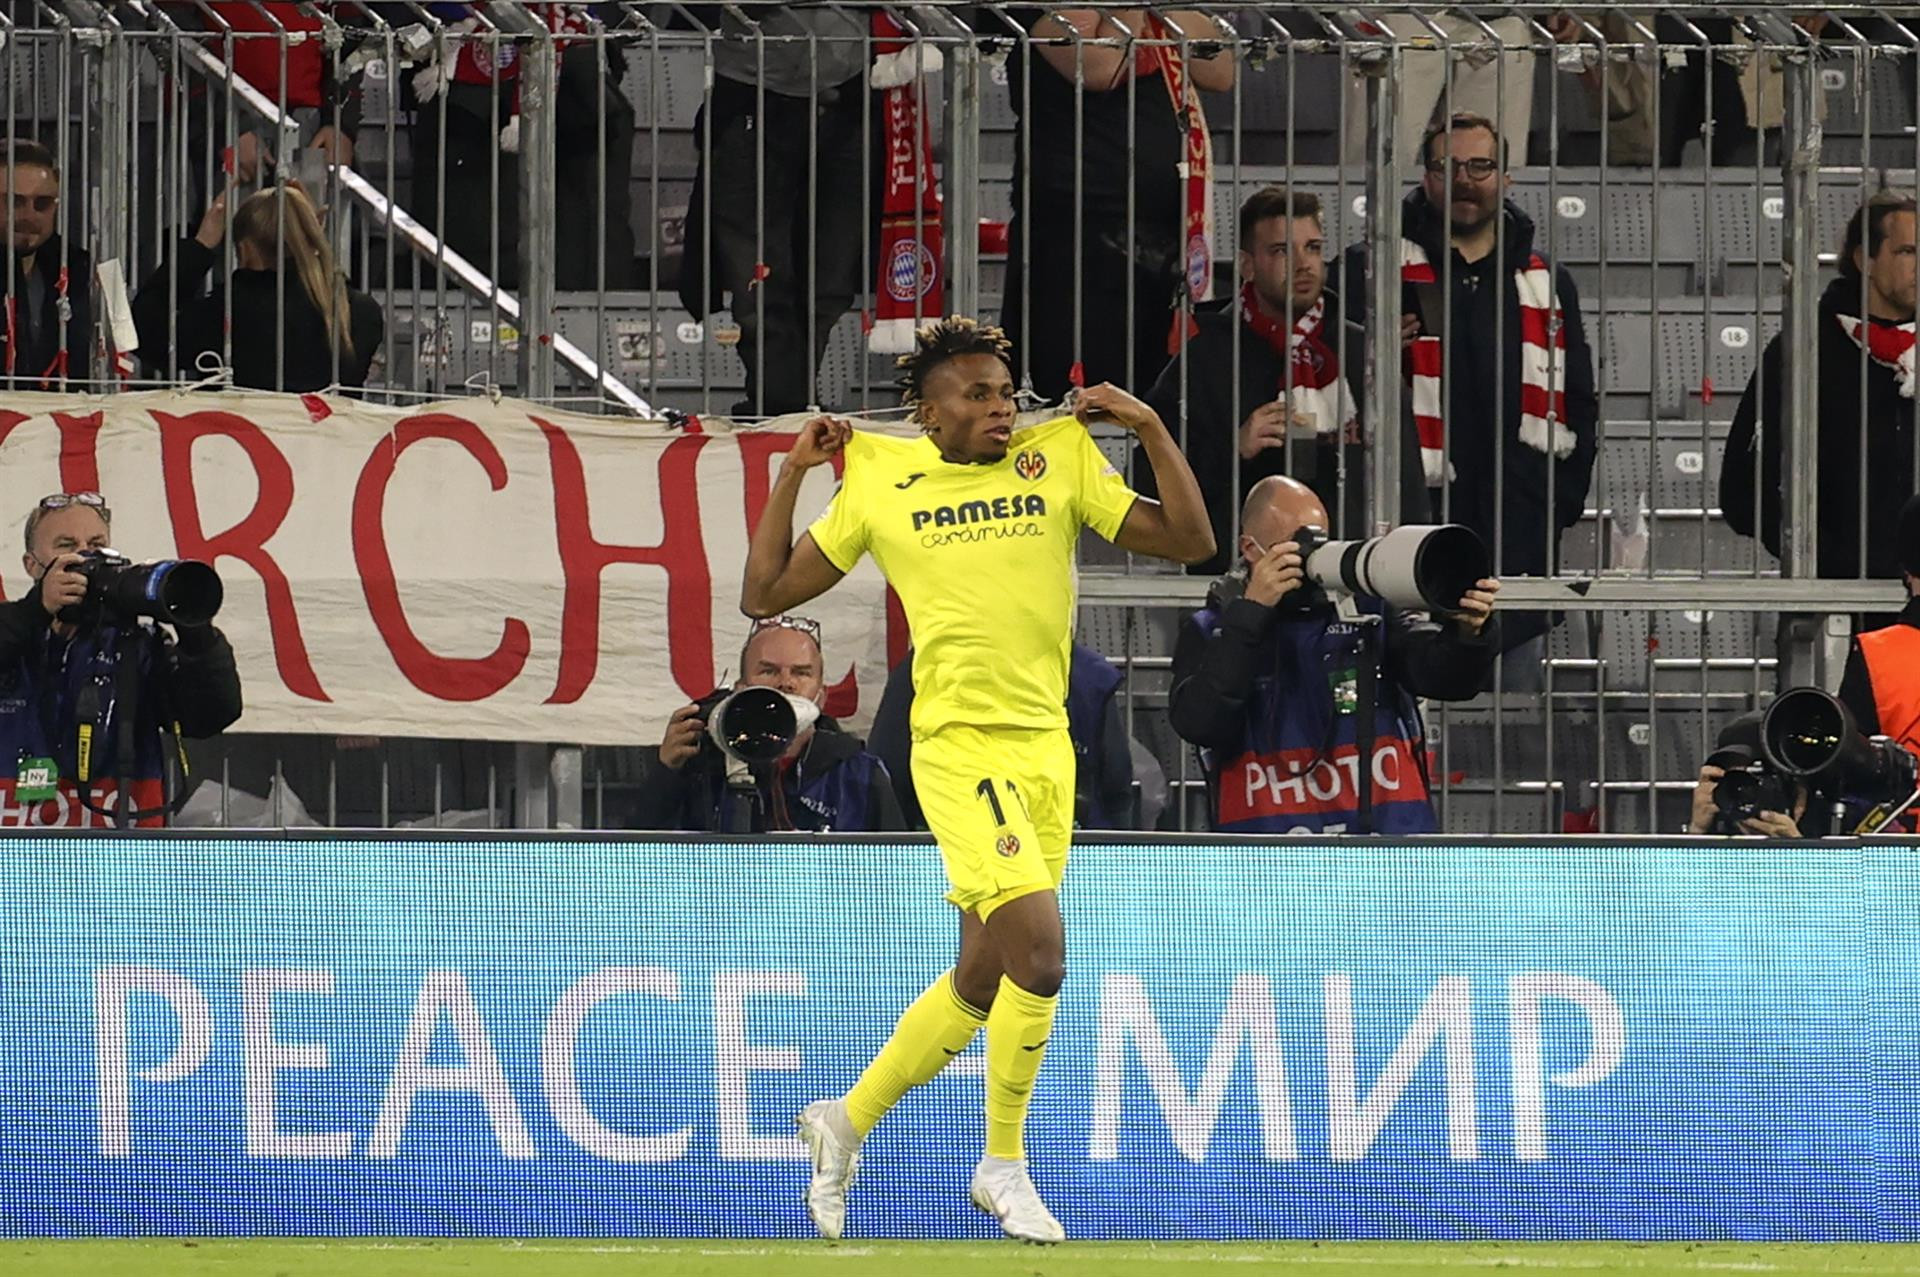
[3,2,1918,833]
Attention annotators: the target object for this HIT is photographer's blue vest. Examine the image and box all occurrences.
[1065,644,1124,828]
[770,749,886,834]
[0,623,170,826]
[1188,600,1437,835]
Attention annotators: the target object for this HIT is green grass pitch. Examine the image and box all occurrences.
[2,1241,1916,1277]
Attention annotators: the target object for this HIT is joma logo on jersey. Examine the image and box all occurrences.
[1013,449,1047,481]
[910,494,1047,531]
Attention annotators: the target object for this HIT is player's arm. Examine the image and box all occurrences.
[1075,383,1216,565]
[741,416,851,619]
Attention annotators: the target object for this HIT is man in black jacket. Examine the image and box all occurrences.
[3,139,94,390]
[1339,114,1598,651]
[1140,186,1426,577]
[0,492,241,827]
[1171,476,1499,834]
[1721,192,1917,586]
[628,615,904,833]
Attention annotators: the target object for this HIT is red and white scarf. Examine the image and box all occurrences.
[3,264,71,387]
[1238,283,1359,443]
[1402,242,1575,485]
[1837,312,1918,399]
[867,11,945,354]
[1140,16,1212,357]
[414,4,594,151]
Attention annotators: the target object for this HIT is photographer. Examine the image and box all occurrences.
[0,492,241,827]
[1171,476,1500,834]
[628,615,904,833]
[1687,714,1814,838]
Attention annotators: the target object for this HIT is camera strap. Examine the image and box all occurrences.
[73,631,192,829]
[1354,615,1380,836]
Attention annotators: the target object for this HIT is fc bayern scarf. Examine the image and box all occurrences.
[1141,15,1213,357]
[867,11,945,354]
[1238,283,1358,442]
[1402,241,1574,485]
[1837,311,1918,399]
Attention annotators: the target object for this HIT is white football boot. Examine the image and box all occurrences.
[795,1098,862,1239]
[970,1155,1066,1244]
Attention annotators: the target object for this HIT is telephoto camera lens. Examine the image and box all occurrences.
[1298,524,1490,612]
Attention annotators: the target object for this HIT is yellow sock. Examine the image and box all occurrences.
[983,974,1058,1161]
[843,971,986,1136]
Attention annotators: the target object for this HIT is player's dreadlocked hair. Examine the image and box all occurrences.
[895,316,1014,423]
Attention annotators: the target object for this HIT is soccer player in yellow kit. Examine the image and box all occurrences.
[741,318,1213,1243]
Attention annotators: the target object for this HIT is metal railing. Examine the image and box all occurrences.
[3,3,1918,833]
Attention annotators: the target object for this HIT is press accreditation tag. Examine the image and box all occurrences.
[16,756,58,801]
[1331,666,1359,716]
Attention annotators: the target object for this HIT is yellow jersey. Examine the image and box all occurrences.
[808,416,1139,736]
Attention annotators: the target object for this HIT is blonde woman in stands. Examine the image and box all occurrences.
[133,183,383,392]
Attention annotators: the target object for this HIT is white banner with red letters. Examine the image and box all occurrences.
[0,391,915,745]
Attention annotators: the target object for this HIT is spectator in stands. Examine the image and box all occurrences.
[1544,14,1656,166]
[675,4,868,416]
[176,1,363,206]
[1139,186,1426,576]
[1545,14,1829,168]
[1836,495,1920,768]
[1721,191,1917,583]
[1685,713,1814,837]
[1001,7,1234,401]
[394,3,635,292]
[1340,113,1597,654]
[133,183,384,391]
[868,643,1139,831]
[1170,475,1499,834]
[1341,11,1537,169]
[630,615,905,833]
[2,138,93,390]
[0,491,241,827]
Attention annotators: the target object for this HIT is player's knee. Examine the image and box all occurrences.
[1009,942,1065,998]
[1022,958,1064,999]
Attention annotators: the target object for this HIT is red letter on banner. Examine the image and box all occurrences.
[353,414,531,701]
[154,408,327,701]
[538,418,713,704]
[0,409,100,492]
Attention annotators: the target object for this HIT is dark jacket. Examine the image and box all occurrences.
[628,706,904,834]
[0,580,242,825]
[1170,571,1496,833]
[4,235,95,389]
[133,238,384,391]
[1339,191,1600,578]
[1137,285,1430,576]
[869,644,1138,831]
[1721,276,1917,581]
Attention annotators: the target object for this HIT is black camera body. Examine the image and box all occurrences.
[1707,745,1798,834]
[58,549,224,630]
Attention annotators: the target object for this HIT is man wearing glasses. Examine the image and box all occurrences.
[630,614,905,834]
[3,138,93,390]
[1341,112,1597,664]
[741,317,1213,1243]
[0,492,241,827]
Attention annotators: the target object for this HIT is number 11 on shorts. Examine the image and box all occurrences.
[977,778,1029,827]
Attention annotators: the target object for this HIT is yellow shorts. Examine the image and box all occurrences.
[911,723,1076,920]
